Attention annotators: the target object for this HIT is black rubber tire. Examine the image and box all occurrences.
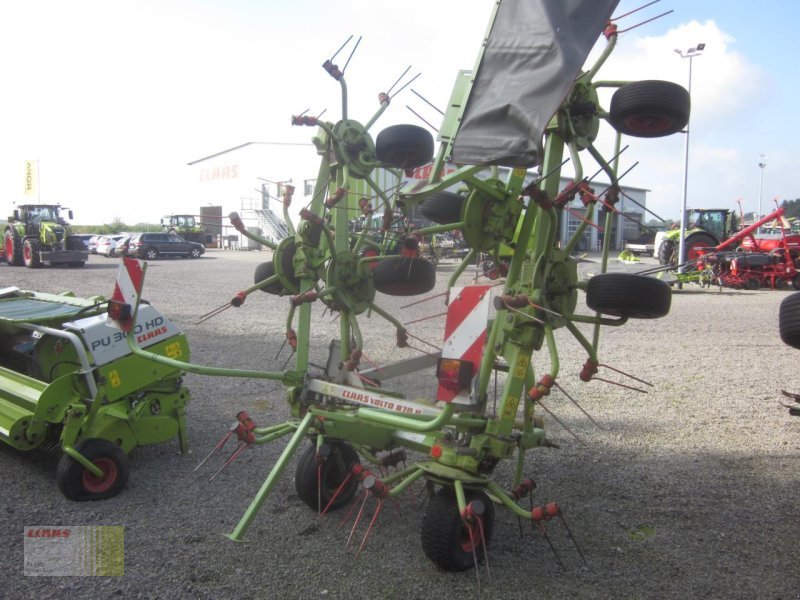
[56,438,130,501]
[657,239,676,266]
[254,243,299,294]
[744,277,760,291]
[609,80,690,138]
[144,247,159,260]
[4,228,23,265]
[372,257,436,296]
[780,292,800,349]
[792,275,800,291]
[375,124,434,169]
[189,247,202,258]
[23,238,42,268]
[295,441,360,512]
[420,192,465,225]
[586,273,671,319]
[421,487,495,572]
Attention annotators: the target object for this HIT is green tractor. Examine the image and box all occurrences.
[655,208,738,265]
[4,204,89,268]
[161,214,207,245]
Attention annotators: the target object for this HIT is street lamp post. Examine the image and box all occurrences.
[674,43,705,272]
[758,155,767,229]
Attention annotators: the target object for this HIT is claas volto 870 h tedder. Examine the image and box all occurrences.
[110,0,689,573]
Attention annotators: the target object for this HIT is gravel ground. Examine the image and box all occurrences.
[1,249,799,599]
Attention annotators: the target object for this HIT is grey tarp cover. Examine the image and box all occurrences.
[451,0,619,167]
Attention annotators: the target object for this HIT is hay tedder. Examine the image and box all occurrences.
[0,281,191,500]
[115,0,688,571]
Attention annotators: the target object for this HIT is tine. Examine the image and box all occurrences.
[194,431,233,471]
[537,522,566,570]
[560,515,587,565]
[346,491,370,548]
[553,382,605,430]
[477,517,491,584]
[356,499,384,557]
[209,442,247,482]
[321,471,354,517]
[467,521,482,592]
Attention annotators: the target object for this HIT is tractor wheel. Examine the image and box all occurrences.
[780,292,800,349]
[744,277,760,291]
[22,238,42,268]
[372,257,436,296]
[4,228,23,266]
[56,439,130,501]
[586,273,671,319]
[375,124,434,169]
[295,441,360,512]
[657,239,676,266]
[608,80,690,138]
[421,487,495,572]
[683,233,717,263]
[420,192,465,225]
[792,274,800,291]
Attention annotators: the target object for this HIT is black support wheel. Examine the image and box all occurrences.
[254,243,299,295]
[56,438,130,501]
[421,487,495,572]
[420,192,465,225]
[609,80,690,138]
[295,441,360,512]
[780,292,800,349]
[4,228,23,265]
[22,238,42,268]
[372,256,436,296]
[375,124,434,169]
[586,273,671,319]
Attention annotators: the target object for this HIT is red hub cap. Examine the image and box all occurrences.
[82,458,118,493]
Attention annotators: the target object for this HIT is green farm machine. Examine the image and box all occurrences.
[0,278,191,500]
[108,0,689,571]
[161,214,207,245]
[4,204,88,268]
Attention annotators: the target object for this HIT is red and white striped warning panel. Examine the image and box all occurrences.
[437,285,492,403]
[111,257,145,307]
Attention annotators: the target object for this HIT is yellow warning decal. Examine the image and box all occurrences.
[513,354,529,380]
[512,168,527,178]
[108,370,121,388]
[165,342,183,359]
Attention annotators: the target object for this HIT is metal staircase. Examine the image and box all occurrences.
[254,207,289,244]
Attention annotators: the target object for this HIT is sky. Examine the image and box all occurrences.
[0,0,797,226]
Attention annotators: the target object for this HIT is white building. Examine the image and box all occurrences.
[186,143,650,252]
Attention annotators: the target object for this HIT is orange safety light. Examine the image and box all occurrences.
[108,300,133,330]
[436,358,473,392]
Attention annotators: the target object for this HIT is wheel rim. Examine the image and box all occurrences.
[686,241,711,262]
[23,242,32,262]
[82,458,118,493]
[4,236,12,259]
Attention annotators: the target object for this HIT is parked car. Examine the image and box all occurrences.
[96,235,126,257]
[70,233,96,251]
[115,235,133,257]
[87,234,103,254]
[128,233,205,260]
